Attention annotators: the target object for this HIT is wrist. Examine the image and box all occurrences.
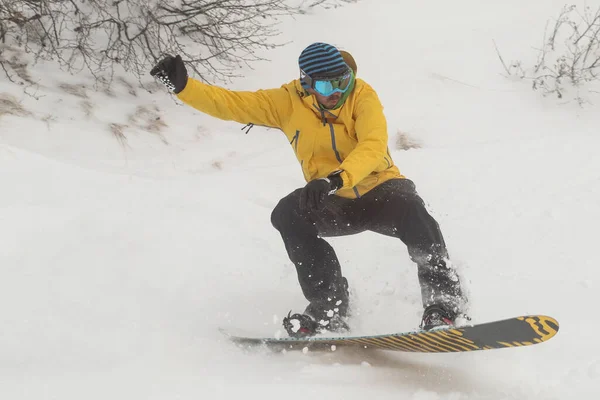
[174,76,188,94]
[327,170,344,193]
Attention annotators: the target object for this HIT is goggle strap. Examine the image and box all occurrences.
[300,68,313,90]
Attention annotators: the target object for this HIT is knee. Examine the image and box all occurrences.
[271,189,303,231]
[382,193,426,220]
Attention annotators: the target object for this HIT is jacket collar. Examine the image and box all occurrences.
[296,81,341,125]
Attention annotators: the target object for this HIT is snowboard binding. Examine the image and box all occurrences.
[420,304,458,331]
[283,312,321,338]
[283,310,350,338]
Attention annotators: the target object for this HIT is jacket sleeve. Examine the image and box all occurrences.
[338,84,392,189]
[176,78,292,129]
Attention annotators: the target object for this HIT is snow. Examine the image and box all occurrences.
[1,0,599,399]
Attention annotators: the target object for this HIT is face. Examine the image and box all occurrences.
[307,88,342,109]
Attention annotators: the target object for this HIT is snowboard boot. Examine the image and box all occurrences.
[420,303,457,331]
[283,277,350,338]
[305,277,349,325]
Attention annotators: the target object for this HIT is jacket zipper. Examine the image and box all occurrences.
[290,130,300,151]
[328,123,360,198]
[385,147,392,168]
[328,123,343,163]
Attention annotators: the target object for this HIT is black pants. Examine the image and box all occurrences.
[271,178,463,320]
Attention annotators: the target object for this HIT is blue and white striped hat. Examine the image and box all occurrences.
[298,42,349,78]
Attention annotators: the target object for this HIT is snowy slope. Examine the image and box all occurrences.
[1,0,599,399]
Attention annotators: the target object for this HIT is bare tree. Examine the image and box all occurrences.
[0,0,357,85]
[496,5,600,103]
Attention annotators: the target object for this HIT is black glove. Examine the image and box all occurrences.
[150,54,188,93]
[299,171,344,211]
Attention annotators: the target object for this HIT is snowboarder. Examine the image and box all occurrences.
[150,42,466,337]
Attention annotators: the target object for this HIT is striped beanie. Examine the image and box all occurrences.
[298,42,349,78]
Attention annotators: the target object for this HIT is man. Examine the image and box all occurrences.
[150,42,466,337]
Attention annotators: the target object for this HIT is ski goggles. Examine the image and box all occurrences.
[300,69,353,97]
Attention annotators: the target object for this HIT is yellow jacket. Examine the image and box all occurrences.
[177,77,403,198]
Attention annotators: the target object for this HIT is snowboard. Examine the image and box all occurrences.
[220,315,559,353]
